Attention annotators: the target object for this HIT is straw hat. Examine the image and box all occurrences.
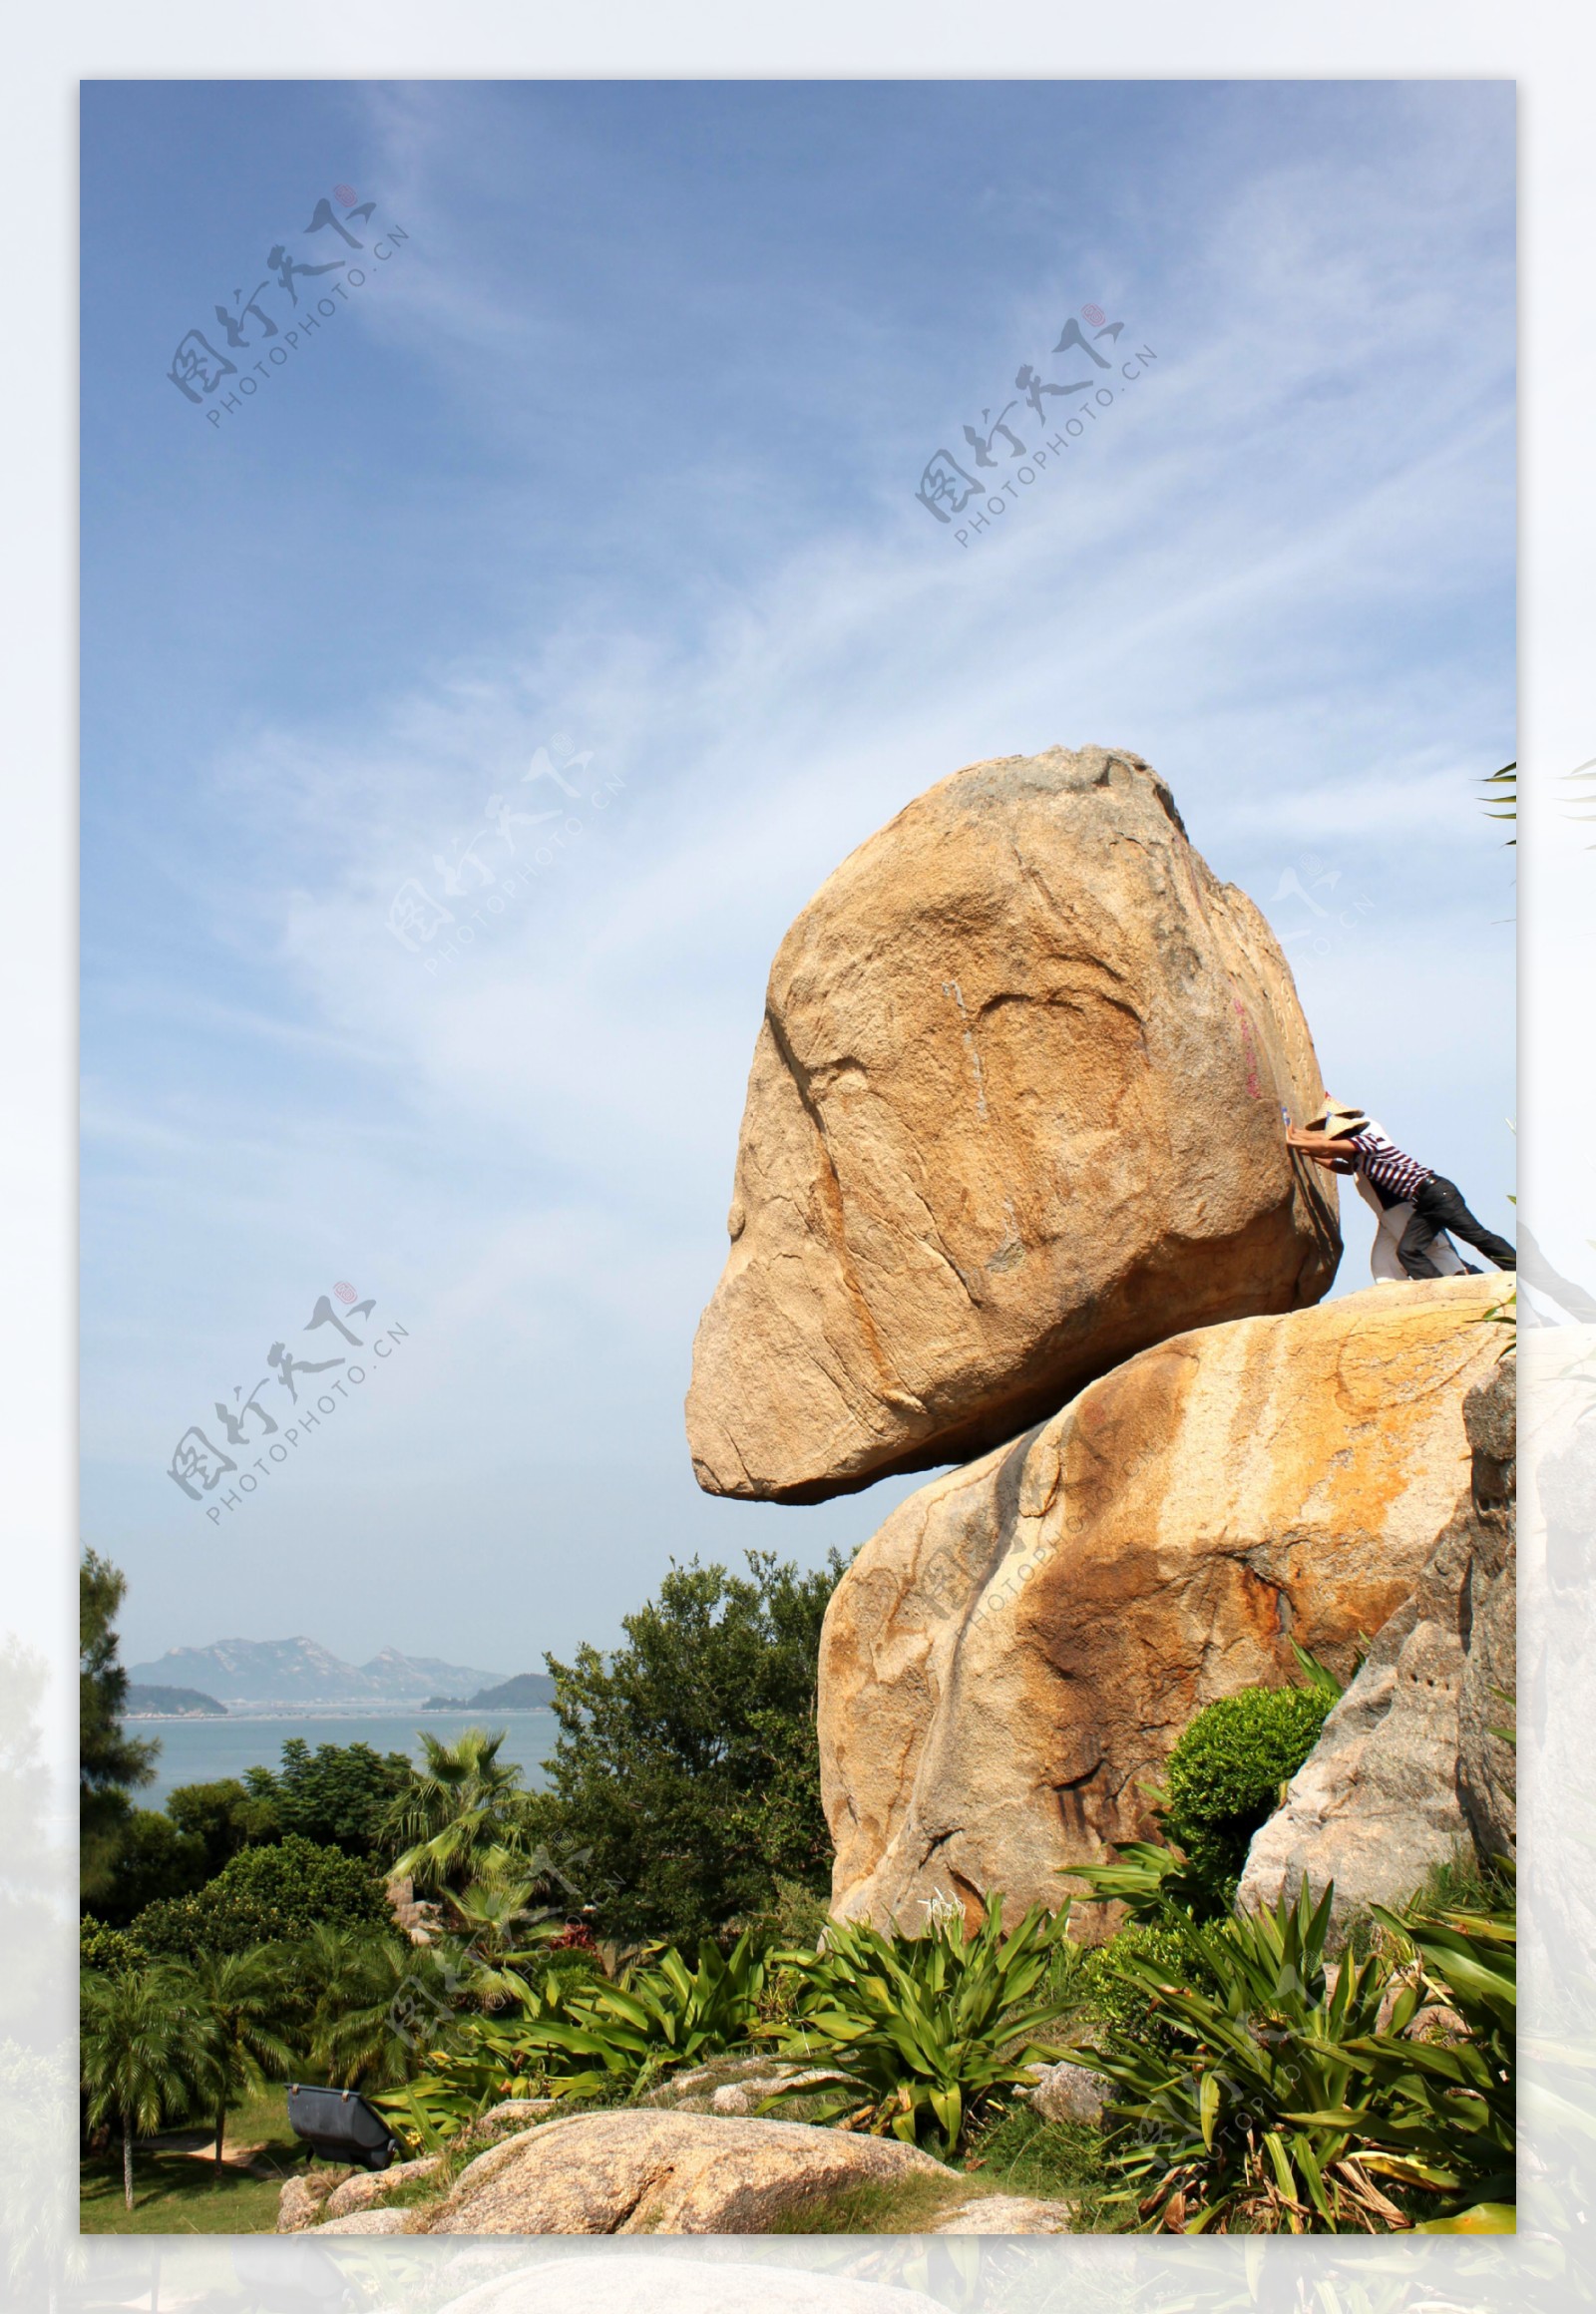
[1309,1093,1368,1137]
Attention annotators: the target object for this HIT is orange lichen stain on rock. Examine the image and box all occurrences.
[820,1278,1502,1933]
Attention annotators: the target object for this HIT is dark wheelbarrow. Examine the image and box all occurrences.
[286,2084,399,2171]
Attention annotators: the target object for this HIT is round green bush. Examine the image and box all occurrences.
[79,1914,149,1974]
[1162,1684,1333,1905]
[1078,1921,1199,2051]
[130,1832,390,1957]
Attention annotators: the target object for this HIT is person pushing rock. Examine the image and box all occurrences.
[1286,1097,1516,1282]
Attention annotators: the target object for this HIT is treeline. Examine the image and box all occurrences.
[82,1547,842,1953]
[80,1548,1515,2235]
[79,1544,845,2207]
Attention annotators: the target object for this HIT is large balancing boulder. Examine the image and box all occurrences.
[686,745,1340,1503]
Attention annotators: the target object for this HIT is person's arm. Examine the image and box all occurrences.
[1286,1126,1359,1173]
[1286,1126,1359,1158]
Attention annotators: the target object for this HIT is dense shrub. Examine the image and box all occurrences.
[1161,1683,1333,1909]
[1077,1920,1211,2050]
[1076,1876,1516,2234]
[132,1833,390,1957]
[1084,1881,1399,2232]
[516,1930,774,2104]
[79,1916,149,1974]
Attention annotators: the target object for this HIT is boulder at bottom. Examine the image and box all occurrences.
[1238,1357,1515,1930]
[419,2110,951,2235]
[820,1277,1501,1935]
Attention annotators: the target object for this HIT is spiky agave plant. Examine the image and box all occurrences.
[1080,1882,1408,2233]
[760,1895,1076,2157]
[1313,1881,1516,2232]
[511,1928,772,2101]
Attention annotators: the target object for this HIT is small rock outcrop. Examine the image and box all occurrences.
[633,2054,829,2114]
[385,1874,443,1944]
[1021,2060,1108,2127]
[1237,1357,1515,1928]
[322,2155,439,2219]
[930,2194,1074,2233]
[419,2110,952,2235]
[475,2097,558,2127]
[687,746,1339,1504]
[819,1277,1500,1933]
[279,2155,440,2233]
[276,2173,335,2233]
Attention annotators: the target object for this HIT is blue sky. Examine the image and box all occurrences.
[80,79,1516,1675]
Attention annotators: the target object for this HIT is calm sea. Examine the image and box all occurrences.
[134,1711,559,1804]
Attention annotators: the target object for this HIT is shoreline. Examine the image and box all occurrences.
[127,1706,556,1722]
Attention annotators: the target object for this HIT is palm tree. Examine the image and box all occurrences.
[304,1926,450,2093]
[382,1728,533,1893]
[438,1857,564,2010]
[175,1946,295,2167]
[1480,759,1516,843]
[80,1966,212,2211]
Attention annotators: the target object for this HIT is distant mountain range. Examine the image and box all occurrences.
[127,1637,508,1713]
[126,1683,226,1719]
[422,1671,556,1712]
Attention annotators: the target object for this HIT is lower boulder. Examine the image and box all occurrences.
[419,2110,952,2235]
[1237,1356,1515,1928]
[819,1278,1500,1935]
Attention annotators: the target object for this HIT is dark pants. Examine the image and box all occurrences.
[1398,1175,1516,1280]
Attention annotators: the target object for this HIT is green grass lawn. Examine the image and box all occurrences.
[79,2083,339,2236]
[81,2076,1119,2237]
[960,2104,1120,2228]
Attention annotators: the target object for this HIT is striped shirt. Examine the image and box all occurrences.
[1347,1125,1433,1206]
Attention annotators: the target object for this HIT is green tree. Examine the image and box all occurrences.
[80,1965,211,2211]
[178,1946,295,2166]
[79,1550,158,1904]
[243,1738,413,1857]
[166,1777,263,1874]
[89,1806,208,1927]
[383,1729,534,1894]
[529,1550,843,1945]
[132,1833,390,1958]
